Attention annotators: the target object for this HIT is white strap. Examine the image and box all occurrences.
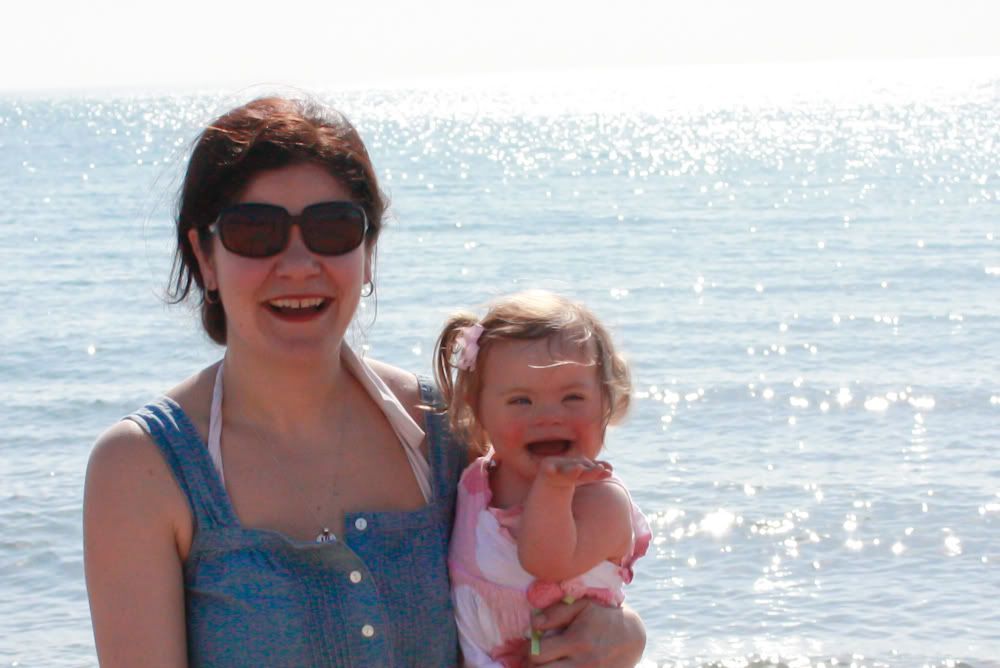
[205,349,432,503]
[208,362,226,486]
[341,346,433,503]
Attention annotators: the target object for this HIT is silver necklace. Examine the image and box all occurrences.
[256,431,339,544]
[214,363,338,544]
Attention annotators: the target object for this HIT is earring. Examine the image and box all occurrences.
[361,282,374,297]
[205,289,220,305]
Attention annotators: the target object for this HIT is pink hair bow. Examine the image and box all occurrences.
[456,323,484,371]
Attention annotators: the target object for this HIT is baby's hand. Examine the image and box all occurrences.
[537,456,612,488]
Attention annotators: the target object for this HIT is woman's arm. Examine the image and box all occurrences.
[83,420,190,667]
[518,457,633,582]
[530,599,646,667]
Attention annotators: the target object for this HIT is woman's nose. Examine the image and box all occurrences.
[275,225,321,276]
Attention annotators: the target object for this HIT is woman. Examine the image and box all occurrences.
[83,96,645,666]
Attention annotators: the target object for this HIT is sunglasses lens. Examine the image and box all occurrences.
[300,202,367,255]
[217,206,287,257]
[214,202,366,257]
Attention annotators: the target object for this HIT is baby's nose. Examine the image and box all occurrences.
[535,403,566,423]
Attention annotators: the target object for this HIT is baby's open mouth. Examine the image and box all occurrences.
[526,440,571,457]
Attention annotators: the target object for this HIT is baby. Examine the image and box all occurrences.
[435,290,650,667]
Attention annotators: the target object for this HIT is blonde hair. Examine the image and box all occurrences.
[434,290,631,456]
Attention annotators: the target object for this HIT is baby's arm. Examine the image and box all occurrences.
[517,457,633,582]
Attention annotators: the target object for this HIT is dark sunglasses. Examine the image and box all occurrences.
[208,201,368,258]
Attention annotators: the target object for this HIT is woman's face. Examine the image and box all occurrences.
[189,162,373,362]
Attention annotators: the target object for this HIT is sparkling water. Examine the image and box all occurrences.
[2,61,998,666]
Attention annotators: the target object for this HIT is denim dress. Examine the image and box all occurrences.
[127,377,464,667]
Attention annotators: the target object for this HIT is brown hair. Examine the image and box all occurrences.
[167,96,387,344]
[434,290,632,455]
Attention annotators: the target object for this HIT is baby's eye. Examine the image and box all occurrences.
[507,397,532,406]
[564,393,586,402]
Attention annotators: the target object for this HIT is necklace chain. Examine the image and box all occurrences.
[216,361,339,544]
[256,436,338,544]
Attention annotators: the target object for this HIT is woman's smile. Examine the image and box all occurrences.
[264,295,333,321]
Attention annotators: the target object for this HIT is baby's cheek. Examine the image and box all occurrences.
[501,425,524,447]
[493,422,526,453]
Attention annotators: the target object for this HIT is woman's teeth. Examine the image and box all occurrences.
[268,297,326,311]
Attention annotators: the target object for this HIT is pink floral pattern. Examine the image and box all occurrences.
[449,456,651,667]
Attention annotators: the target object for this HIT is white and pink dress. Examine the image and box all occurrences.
[448,456,651,668]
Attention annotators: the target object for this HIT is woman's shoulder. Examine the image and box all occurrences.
[161,362,220,435]
[365,358,472,465]
[366,358,424,423]
[88,362,219,489]
[89,418,159,472]
[84,366,217,554]
[86,412,192,539]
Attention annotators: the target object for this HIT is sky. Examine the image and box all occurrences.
[2,0,999,92]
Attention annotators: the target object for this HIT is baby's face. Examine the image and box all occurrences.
[476,337,605,482]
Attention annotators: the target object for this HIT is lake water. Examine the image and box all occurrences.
[1,60,998,666]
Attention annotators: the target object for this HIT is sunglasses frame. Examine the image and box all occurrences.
[208,200,369,258]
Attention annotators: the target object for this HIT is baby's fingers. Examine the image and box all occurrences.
[541,457,610,483]
[540,458,582,480]
[593,459,614,473]
[575,463,612,484]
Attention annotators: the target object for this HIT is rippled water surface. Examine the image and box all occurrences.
[2,62,998,666]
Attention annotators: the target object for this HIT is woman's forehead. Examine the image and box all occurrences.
[237,163,351,210]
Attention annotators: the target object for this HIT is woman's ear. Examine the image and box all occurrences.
[187,229,218,291]
[363,243,375,285]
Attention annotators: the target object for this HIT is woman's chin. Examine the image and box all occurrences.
[229,329,347,367]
